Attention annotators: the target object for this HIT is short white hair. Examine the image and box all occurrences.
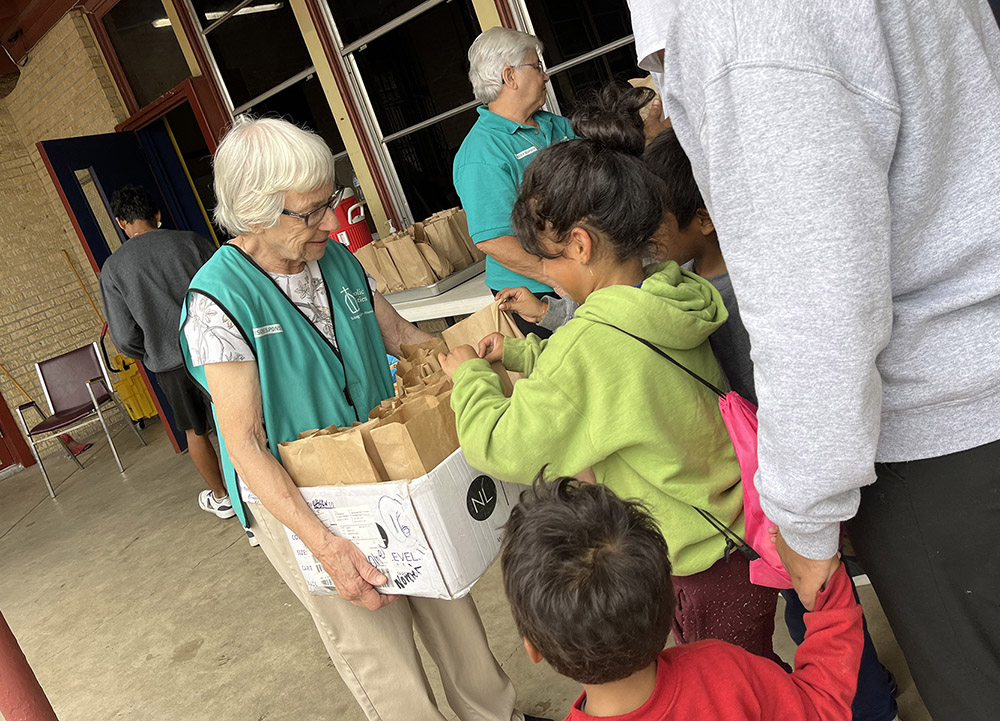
[213,115,336,236]
[468,27,544,105]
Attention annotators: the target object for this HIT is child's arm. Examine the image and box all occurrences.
[502,334,548,375]
[450,357,601,484]
[771,563,864,719]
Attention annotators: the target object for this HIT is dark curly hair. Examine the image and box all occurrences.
[512,81,664,262]
[501,475,675,685]
[643,127,706,229]
[110,185,158,224]
[570,80,655,158]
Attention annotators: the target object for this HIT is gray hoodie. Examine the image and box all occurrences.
[627,0,1000,559]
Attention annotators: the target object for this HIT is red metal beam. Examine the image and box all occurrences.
[1,0,79,64]
[494,0,517,29]
[0,387,36,468]
[0,610,58,721]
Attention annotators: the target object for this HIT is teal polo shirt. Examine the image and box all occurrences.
[453,106,575,292]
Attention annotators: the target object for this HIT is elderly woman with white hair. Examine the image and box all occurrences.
[179,116,544,721]
[453,27,575,339]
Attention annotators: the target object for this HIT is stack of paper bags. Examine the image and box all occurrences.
[442,301,525,397]
[278,340,459,485]
[353,207,484,292]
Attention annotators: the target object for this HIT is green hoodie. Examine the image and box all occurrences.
[451,262,743,576]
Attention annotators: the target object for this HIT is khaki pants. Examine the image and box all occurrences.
[249,503,520,721]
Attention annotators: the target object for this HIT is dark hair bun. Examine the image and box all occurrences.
[570,81,656,157]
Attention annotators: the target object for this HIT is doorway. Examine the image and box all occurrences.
[38,97,219,454]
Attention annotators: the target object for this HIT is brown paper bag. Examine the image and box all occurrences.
[402,373,451,398]
[279,429,382,486]
[628,76,662,121]
[400,365,436,389]
[384,232,436,288]
[353,244,385,293]
[419,216,474,271]
[369,396,405,420]
[449,209,486,262]
[442,301,525,396]
[369,392,459,481]
[397,338,447,378]
[350,417,390,482]
[416,241,453,280]
[400,338,448,361]
[373,242,405,292]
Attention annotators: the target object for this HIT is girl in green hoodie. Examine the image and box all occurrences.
[440,112,782,662]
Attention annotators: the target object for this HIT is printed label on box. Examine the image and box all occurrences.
[286,495,437,596]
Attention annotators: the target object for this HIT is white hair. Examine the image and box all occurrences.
[212,115,336,236]
[468,27,544,105]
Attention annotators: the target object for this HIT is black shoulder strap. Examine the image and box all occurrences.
[594,322,726,397]
[595,321,761,562]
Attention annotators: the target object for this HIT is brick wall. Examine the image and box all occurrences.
[0,10,128,447]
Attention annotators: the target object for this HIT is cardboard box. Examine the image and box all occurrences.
[285,449,522,600]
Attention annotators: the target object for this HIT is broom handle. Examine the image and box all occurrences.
[62,250,104,324]
[0,362,34,404]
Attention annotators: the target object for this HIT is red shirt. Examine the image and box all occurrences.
[564,565,862,721]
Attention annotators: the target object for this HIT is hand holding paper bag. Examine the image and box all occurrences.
[440,301,525,395]
[438,345,479,376]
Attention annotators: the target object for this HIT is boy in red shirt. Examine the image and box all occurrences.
[501,477,863,720]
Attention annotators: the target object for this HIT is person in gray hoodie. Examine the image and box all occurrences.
[624,2,1000,719]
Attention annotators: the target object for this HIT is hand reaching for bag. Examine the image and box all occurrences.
[477,332,505,363]
[495,287,547,323]
[438,345,479,376]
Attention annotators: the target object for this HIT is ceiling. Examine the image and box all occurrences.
[1,0,81,77]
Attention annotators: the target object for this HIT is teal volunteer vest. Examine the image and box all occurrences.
[179,242,394,526]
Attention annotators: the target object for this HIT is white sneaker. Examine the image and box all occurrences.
[198,490,236,519]
[246,528,260,548]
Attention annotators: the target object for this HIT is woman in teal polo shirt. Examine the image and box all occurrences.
[179,117,538,721]
[453,27,576,338]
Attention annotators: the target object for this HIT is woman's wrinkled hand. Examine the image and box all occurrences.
[438,345,479,377]
[477,332,505,363]
[495,287,547,323]
[315,534,397,611]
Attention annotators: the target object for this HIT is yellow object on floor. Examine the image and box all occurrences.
[112,354,157,421]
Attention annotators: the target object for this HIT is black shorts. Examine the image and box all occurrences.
[156,366,212,435]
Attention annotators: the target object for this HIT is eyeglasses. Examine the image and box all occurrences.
[511,61,545,74]
[281,187,347,227]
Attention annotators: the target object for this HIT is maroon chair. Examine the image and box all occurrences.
[15,342,146,498]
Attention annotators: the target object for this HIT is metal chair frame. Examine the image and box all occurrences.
[15,342,146,498]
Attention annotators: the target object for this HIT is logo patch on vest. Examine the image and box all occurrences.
[515,147,538,160]
[253,324,283,338]
[340,285,371,320]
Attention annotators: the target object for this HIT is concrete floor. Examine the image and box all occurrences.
[0,420,930,721]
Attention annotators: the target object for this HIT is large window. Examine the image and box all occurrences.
[322,0,482,222]
[102,0,192,108]
[516,0,637,114]
[186,0,362,213]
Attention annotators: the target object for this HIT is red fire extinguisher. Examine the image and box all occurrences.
[331,186,374,252]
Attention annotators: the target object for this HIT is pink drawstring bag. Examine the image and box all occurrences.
[602,323,792,589]
[718,392,793,589]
